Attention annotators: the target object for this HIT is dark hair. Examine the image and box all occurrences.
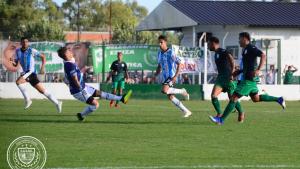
[239,32,251,41]
[209,36,219,44]
[57,47,68,60]
[20,37,29,42]
[158,35,167,42]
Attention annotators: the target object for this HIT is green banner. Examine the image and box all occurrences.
[91,45,159,74]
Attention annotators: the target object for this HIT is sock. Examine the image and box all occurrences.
[221,100,237,121]
[259,94,279,102]
[170,97,190,113]
[81,105,97,117]
[116,92,121,105]
[17,84,30,101]
[166,88,185,95]
[43,90,59,105]
[101,92,122,101]
[211,97,222,115]
[235,101,244,114]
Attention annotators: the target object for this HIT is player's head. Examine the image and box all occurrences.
[117,51,123,61]
[158,35,168,51]
[208,36,220,51]
[270,65,275,70]
[20,37,30,49]
[288,65,292,70]
[239,32,251,48]
[57,46,74,61]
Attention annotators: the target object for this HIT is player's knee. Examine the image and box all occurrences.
[168,94,173,100]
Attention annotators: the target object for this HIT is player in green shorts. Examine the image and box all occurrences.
[106,52,129,108]
[208,37,245,123]
[209,32,286,125]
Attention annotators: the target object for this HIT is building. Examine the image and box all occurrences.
[137,0,300,84]
[64,31,111,43]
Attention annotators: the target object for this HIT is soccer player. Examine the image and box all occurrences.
[208,37,245,122]
[283,65,297,84]
[153,35,191,118]
[10,37,62,112]
[209,32,286,125]
[57,47,132,121]
[106,52,129,108]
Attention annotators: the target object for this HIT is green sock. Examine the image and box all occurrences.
[116,92,121,104]
[211,97,222,115]
[259,94,278,102]
[221,100,236,121]
[235,101,244,113]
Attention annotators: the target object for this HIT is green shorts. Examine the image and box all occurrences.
[234,80,259,96]
[112,80,125,90]
[214,77,237,95]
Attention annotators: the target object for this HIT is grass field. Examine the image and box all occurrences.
[1,99,300,169]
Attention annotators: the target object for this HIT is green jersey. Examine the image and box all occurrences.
[214,48,232,80]
[110,60,128,81]
[284,70,294,84]
[241,44,263,81]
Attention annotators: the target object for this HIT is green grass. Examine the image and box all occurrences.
[0,99,300,169]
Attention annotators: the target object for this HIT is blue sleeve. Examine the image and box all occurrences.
[172,50,181,64]
[252,46,263,57]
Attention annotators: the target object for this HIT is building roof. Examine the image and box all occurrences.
[137,0,300,31]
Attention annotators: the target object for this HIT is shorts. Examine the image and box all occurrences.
[162,77,174,87]
[21,73,40,86]
[112,80,125,90]
[234,80,259,97]
[214,77,237,95]
[73,85,96,104]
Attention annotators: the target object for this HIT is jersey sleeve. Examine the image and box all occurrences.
[110,61,116,71]
[172,50,181,64]
[124,62,128,71]
[15,49,19,62]
[252,46,263,57]
[32,48,41,58]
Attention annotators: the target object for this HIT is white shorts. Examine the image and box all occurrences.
[72,85,96,103]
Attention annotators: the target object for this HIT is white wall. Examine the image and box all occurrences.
[203,84,300,101]
[0,83,99,100]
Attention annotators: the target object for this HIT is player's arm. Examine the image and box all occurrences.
[106,71,112,83]
[71,75,81,90]
[152,64,161,82]
[124,63,129,80]
[10,58,18,67]
[227,53,235,80]
[255,52,266,76]
[283,65,288,73]
[40,53,46,74]
[171,62,182,83]
[292,65,298,72]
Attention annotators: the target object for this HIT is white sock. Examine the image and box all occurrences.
[43,90,59,105]
[101,92,122,101]
[166,88,185,95]
[17,83,30,101]
[81,105,97,117]
[171,97,189,113]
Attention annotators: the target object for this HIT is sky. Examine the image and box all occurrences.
[53,0,162,13]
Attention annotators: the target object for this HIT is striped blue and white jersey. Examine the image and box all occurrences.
[63,60,85,94]
[15,47,41,74]
[157,48,181,80]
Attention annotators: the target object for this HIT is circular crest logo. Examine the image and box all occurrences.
[7,136,47,169]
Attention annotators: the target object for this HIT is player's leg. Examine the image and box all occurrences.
[77,97,99,121]
[16,76,32,109]
[227,81,245,122]
[110,81,118,107]
[250,92,286,109]
[211,85,223,117]
[115,80,125,107]
[93,88,132,104]
[33,79,62,113]
[161,78,189,99]
[168,94,192,118]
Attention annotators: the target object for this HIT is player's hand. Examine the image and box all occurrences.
[253,69,260,77]
[171,76,177,84]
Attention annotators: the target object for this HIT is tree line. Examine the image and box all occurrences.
[0,0,180,44]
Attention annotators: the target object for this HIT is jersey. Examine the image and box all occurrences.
[110,60,128,81]
[241,44,263,81]
[15,47,41,74]
[63,60,85,94]
[214,48,232,79]
[157,48,181,80]
[284,70,294,84]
